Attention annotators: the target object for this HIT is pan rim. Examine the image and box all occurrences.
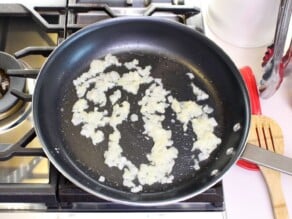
[33,16,251,206]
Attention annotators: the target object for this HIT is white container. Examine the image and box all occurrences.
[205,0,280,48]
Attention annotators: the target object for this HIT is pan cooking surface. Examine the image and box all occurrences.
[58,51,223,193]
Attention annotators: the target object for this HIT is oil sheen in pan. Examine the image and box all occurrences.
[58,51,223,193]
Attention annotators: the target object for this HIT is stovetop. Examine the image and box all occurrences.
[0,1,224,213]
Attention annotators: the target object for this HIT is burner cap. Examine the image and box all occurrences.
[0,52,25,114]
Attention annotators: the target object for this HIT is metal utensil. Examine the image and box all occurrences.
[260,0,292,98]
[242,144,292,175]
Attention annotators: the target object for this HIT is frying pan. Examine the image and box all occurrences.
[33,17,251,205]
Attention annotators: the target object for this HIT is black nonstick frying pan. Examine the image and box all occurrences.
[33,17,250,205]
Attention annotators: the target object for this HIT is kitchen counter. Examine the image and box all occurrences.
[203,10,292,219]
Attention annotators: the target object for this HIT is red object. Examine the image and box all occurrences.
[237,66,261,170]
[261,42,292,91]
[262,44,274,67]
[262,42,292,69]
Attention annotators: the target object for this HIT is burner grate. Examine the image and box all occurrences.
[0,129,44,161]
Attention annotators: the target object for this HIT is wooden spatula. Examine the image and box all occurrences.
[248,115,289,219]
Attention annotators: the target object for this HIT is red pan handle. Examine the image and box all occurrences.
[237,66,261,170]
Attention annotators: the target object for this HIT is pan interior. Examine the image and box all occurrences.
[34,18,249,204]
[59,51,222,193]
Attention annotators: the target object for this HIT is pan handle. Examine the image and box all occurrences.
[241,143,292,175]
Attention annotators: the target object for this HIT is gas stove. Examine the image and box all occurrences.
[0,0,225,217]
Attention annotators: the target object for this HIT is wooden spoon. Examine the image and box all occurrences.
[248,115,289,219]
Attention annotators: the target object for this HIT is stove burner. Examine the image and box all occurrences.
[0,52,25,116]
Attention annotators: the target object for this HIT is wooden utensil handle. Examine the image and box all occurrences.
[260,166,290,219]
